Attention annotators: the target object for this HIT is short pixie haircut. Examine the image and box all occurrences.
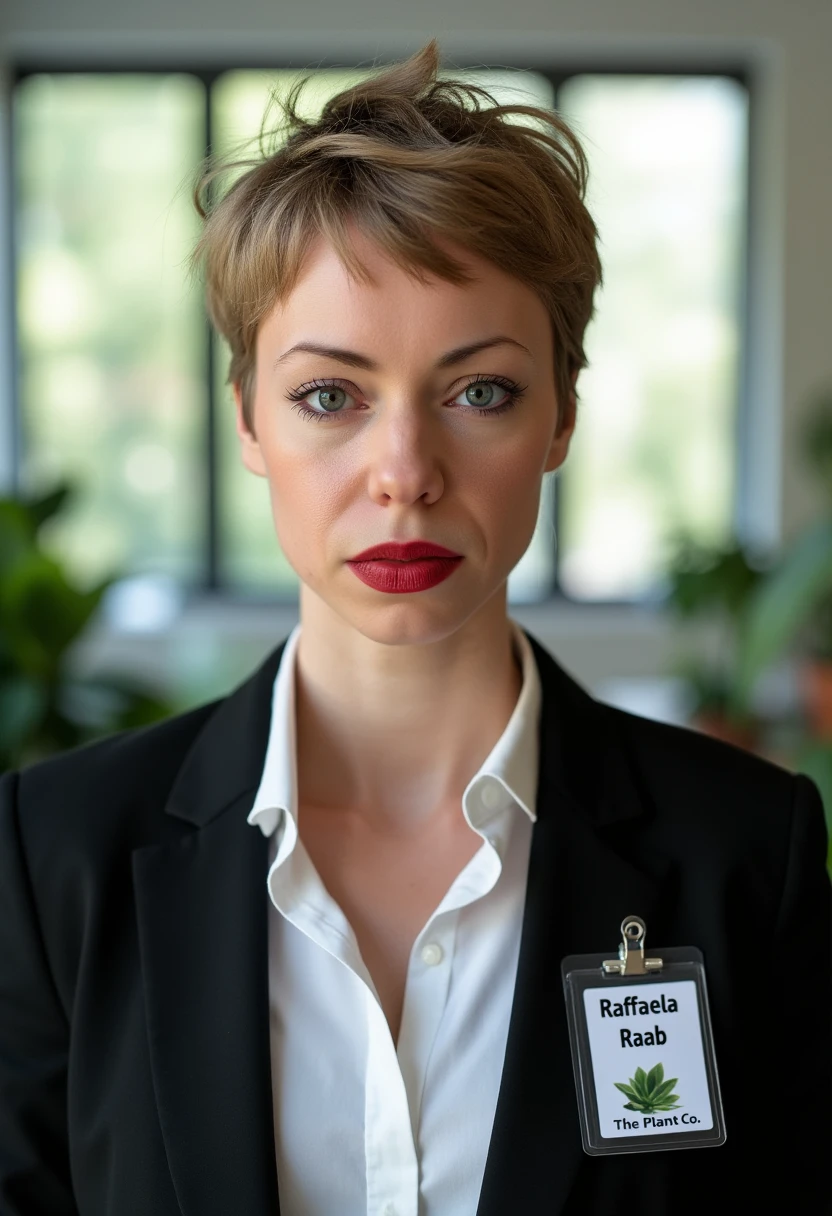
[188,38,602,437]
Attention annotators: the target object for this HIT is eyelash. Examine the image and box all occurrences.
[284,374,528,423]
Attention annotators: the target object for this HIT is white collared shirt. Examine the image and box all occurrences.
[247,617,541,1216]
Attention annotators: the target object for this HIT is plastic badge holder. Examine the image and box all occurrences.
[562,916,727,1155]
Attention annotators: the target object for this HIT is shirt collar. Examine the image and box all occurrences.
[246,616,541,841]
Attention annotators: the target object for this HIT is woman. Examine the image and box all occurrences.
[1,38,829,1216]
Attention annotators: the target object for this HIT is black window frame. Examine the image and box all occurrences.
[7,53,754,610]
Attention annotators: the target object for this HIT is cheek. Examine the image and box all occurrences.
[468,438,547,540]
[262,445,344,570]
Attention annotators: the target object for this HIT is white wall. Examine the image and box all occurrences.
[0,0,829,692]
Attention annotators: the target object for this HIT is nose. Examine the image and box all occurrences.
[364,400,445,506]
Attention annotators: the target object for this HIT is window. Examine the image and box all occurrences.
[11,61,749,606]
[557,75,748,600]
[14,74,207,588]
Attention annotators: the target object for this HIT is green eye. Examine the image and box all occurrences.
[314,387,348,412]
[464,382,498,407]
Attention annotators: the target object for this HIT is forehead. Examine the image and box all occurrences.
[257,228,552,363]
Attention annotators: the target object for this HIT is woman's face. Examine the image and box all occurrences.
[234,227,575,645]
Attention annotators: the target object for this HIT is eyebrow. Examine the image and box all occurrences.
[272,335,533,372]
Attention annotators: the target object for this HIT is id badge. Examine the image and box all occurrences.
[562,916,726,1155]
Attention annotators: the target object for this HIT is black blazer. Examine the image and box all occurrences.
[1,629,829,1216]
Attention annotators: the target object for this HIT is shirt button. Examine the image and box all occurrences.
[420,942,444,967]
[481,782,502,809]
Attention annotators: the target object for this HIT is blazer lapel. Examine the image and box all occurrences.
[132,639,289,1216]
[476,630,671,1216]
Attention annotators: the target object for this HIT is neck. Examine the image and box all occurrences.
[293,587,523,828]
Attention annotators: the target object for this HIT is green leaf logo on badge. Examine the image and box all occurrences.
[614,1063,682,1114]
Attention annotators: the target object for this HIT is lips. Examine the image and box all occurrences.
[347,553,463,594]
[349,540,462,562]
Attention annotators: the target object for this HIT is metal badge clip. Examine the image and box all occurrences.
[602,915,663,976]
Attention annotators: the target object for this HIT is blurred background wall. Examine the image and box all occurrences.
[0,1,830,797]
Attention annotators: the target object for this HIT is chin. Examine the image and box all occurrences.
[309,575,513,650]
[347,600,479,648]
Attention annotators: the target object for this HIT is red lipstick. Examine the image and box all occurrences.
[347,540,464,594]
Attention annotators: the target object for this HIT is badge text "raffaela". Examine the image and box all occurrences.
[599,993,679,1048]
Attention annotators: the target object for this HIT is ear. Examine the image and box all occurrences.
[233,382,268,478]
[543,366,579,475]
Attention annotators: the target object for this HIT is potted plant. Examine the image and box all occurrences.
[0,481,175,772]
[664,535,767,750]
[734,388,832,737]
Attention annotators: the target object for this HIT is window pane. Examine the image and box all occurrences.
[556,75,748,599]
[211,67,556,601]
[14,74,207,589]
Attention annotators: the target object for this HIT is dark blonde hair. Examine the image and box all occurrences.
[188,39,602,436]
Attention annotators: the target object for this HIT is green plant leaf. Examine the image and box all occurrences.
[632,1079,651,1108]
[0,553,113,662]
[645,1063,664,1093]
[27,483,74,533]
[613,1083,642,1102]
[629,1082,650,1104]
[665,536,764,621]
[0,501,36,578]
[622,1102,647,1112]
[650,1078,680,1104]
[654,1099,681,1110]
[734,519,832,704]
